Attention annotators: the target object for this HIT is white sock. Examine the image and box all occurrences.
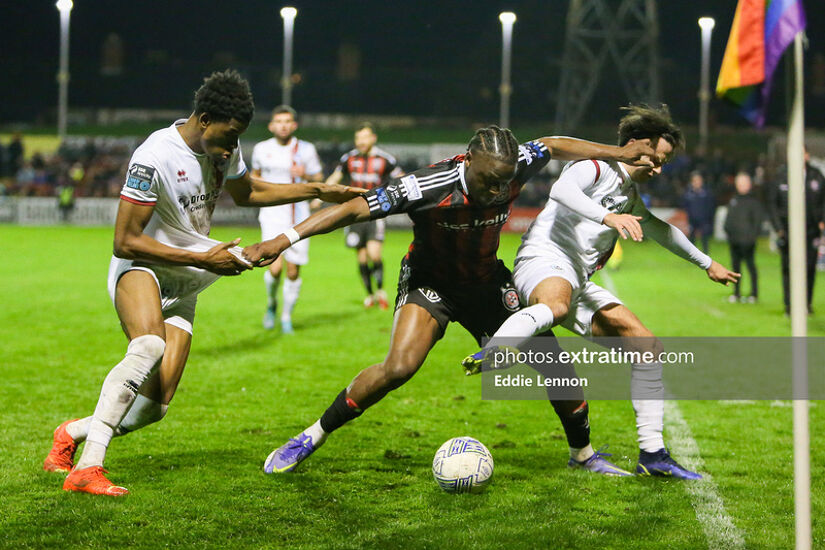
[488,303,554,349]
[631,362,665,453]
[116,394,168,435]
[304,419,329,447]
[281,277,302,322]
[75,335,165,469]
[264,270,279,309]
[569,444,595,462]
[64,396,167,442]
[66,417,91,442]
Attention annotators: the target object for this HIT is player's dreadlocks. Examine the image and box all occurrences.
[193,69,255,125]
[468,125,519,164]
[617,104,684,150]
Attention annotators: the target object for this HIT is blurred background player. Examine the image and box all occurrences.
[682,170,716,254]
[767,146,825,315]
[43,71,360,496]
[252,105,324,333]
[724,171,764,303]
[463,106,739,479]
[325,123,403,309]
[242,126,655,475]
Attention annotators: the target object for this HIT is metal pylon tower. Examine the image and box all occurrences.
[555,0,661,132]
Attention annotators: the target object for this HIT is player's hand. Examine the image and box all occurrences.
[603,213,644,241]
[242,240,283,267]
[706,260,740,286]
[198,238,251,276]
[618,139,655,167]
[316,183,367,204]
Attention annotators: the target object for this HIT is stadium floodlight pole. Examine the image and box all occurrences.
[280,6,298,106]
[787,33,811,550]
[697,17,715,154]
[56,0,73,141]
[499,11,516,129]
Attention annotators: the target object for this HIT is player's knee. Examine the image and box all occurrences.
[127,334,166,363]
[547,301,569,323]
[382,355,420,387]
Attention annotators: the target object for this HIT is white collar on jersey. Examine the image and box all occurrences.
[172,118,207,158]
[457,160,469,195]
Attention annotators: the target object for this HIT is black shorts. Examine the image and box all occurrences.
[345,220,385,248]
[394,258,522,346]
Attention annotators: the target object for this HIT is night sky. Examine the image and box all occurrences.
[3,1,824,128]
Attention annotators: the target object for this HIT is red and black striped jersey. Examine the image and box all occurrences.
[362,140,551,286]
[335,146,400,190]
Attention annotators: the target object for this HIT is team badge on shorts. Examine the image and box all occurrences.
[501,287,520,312]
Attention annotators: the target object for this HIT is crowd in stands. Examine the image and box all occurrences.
[0,132,783,212]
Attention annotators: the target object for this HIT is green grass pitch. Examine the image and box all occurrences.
[0,224,822,549]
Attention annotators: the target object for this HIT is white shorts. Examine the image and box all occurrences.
[513,254,622,337]
[260,216,310,266]
[107,257,214,334]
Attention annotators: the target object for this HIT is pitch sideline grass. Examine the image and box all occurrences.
[0,225,821,549]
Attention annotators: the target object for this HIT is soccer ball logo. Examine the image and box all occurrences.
[432,436,494,494]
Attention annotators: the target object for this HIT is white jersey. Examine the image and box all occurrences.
[518,159,643,280]
[112,119,247,302]
[252,137,322,226]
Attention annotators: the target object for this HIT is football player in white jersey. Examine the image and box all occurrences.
[464,105,740,480]
[43,70,361,496]
[252,106,324,333]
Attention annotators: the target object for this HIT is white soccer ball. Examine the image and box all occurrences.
[432,436,494,494]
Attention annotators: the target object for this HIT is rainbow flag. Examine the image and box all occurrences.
[716,0,807,127]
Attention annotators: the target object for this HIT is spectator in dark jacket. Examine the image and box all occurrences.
[724,172,764,302]
[767,147,825,314]
[682,171,716,254]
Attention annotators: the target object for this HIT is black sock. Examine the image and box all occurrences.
[371,260,384,289]
[320,389,364,433]
[551,400,590,449]
[359,263,373,294]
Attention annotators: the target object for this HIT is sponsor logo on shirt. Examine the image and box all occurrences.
[178,189,221,211]
[176,169,188,183]
[435,211,509,230]
[400,175,422,201]
[375,187,392,211]
[126,164,155,192]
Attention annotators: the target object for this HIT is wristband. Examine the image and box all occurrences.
[284,228,301,245]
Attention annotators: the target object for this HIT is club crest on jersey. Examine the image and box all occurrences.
[601,194,629,212]
[501,287,520,311]
[126,164,155,192]
[418,288,442,303]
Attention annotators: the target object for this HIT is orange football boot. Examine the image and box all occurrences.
[63,466,129,496]
[43,419,79,473]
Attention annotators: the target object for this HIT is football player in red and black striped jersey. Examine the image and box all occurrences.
[325,124,403,309]
[244,127,655,474]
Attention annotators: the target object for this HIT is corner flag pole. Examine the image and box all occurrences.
[787,32,811,550]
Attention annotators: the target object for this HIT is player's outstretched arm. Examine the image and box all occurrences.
[113,200,250,276]
[243,196,372,266]
[224,171,364,207]
[538,136,655,166]
[639,208,740,286]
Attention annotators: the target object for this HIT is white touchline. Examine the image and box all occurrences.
[665,401,746,550]
[601,269,745,549]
